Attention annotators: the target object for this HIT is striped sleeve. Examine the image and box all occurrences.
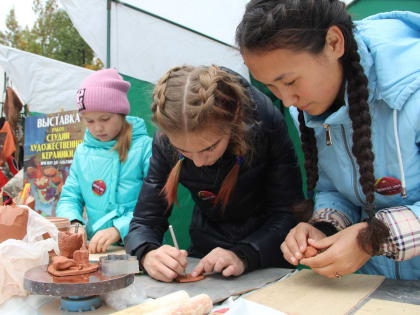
[376,206,420,261]
[309,208,353,231]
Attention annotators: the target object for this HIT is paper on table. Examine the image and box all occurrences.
[215,297,286,315]
[355,298,420,315]
[245,269,385,315]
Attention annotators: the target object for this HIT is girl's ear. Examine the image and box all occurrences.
[325,25,345,59]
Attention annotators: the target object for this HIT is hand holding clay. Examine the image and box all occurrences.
[191,247,245,278]
[300,222,372,278]
[280,222,326,265]
[88,227,121,254]
[142,244,188,283]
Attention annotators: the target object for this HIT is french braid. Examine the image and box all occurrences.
[151,65,253,209]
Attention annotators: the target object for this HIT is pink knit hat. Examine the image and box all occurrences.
[76,68,131,115]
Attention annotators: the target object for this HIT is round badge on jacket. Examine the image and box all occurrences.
[198,190,216,202]
[374,177,402,195]
[92,180,106,196]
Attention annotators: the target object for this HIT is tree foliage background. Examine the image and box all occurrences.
[0,0,102,69]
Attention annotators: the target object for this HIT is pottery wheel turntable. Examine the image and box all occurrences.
[24,264,134,312]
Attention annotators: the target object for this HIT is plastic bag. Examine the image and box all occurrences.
[0,295,56,315]
[0,206,59,305]
[2,169,24,199]
[103,276,147,310]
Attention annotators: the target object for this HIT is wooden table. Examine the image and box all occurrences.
[10,249,419,315]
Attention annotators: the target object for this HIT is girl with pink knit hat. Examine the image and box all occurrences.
[56,68,152,254]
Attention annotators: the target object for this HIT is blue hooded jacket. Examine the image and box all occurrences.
[56,116,152,242]
[291,11,420,279]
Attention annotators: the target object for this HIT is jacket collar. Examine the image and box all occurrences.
[304,95,351,128]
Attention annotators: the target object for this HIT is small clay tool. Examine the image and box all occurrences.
[169,225,179,249]
[74,222,79,234]
[169,225,205,282]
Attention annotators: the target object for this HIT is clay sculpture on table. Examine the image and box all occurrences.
[175,273,205,283]
[0,205,28,243]
[47,231,98,276]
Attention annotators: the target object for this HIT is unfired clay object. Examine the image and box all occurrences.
[175,273,205,283]
[0,205,28,243]
[58,231,83,258]
[303,245,318,258]
[47,231,98,277]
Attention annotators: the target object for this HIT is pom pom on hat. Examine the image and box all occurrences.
[76,68,131,115]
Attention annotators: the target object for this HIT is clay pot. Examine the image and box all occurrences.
[45,217,70,232]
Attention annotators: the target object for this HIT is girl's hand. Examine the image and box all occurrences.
[142,245,188,282]
[280,222,326,265]
[300,222,371,278]
[191,247,246,278]
[88,227,121,254]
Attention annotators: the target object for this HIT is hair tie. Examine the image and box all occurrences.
[236,156,244,166]
[179,153,185,160]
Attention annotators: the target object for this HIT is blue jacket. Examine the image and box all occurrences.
[291,12,420,279]
[56,116,152,242]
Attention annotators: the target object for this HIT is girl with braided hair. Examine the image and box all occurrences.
[236,0,420,280]
[125,65,303,282]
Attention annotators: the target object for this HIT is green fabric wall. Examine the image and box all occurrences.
[348,0,420,19]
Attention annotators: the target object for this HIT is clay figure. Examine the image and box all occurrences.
[57,231,83,258]
[48,231,98,277]
[175,273,205,283]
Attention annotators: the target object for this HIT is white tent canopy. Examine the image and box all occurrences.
[119,0,249,47]
[0,45,93,113]
[59,0,250,83]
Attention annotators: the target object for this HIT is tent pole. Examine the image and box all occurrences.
[106,0,111,68]
[1,72,6,111]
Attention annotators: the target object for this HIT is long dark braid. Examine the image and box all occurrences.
[343,31,389,255]
[293,109,317,221]
[236,0,389,254]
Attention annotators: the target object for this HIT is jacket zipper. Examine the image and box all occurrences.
[323,124,333,146]
[340,126,364,205]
